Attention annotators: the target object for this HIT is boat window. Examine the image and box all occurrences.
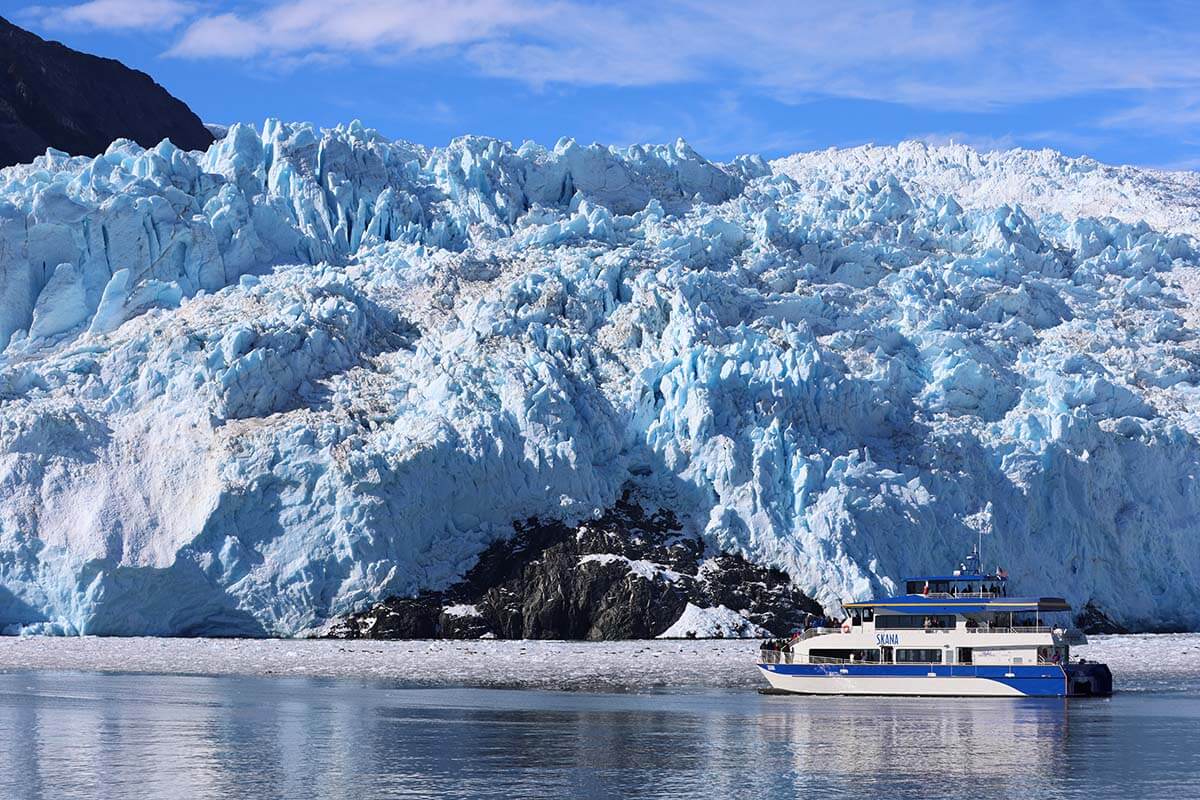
[809,649,881,663]
[875,614,956,629]
[895,648,943,663]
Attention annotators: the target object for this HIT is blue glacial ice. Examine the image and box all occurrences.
[0,123,1197,635]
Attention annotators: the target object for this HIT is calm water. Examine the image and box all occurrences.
[0,671,1196,800]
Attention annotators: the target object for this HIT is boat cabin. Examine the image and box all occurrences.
[756,547,1113,697]
[770,561,1085,669]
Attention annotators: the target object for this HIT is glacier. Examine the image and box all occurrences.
[0,122,1197,636]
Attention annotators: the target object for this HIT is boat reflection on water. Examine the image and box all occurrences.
[754,696,1071,786]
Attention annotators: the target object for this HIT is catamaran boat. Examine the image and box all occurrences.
[757,548,1113,697]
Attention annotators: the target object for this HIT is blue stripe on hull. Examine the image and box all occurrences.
[759,663,1068,697]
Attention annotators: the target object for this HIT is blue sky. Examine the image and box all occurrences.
[11,0,1200,168]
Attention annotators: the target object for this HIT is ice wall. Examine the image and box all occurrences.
[0,123,1196,635]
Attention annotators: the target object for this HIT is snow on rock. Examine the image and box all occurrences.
[657,603,767,639]
[0,123,1198,636]
[579,554,683,583]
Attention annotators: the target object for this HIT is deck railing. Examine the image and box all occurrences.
[965,626,1052,634]
[807,655,881,665]
[759,653,1071,667]
[798,627,836,641]
[759,650,795,664]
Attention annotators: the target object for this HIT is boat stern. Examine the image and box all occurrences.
[1064,661,1113,696]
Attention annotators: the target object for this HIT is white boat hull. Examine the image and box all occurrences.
[758,663,1073,697]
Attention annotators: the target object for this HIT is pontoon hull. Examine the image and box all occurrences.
[757,662,1109,697]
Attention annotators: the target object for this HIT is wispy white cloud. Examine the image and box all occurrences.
[23,0,195,31]
[166,0,546,59]
[1146,155,1200,172]
[1099,91,1200,137]
[160,0,1200,127]
[605,92,809,158]
[1018,129,1109,151]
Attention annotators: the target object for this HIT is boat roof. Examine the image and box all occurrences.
[903,574,1006,582]
[844,595,1071,614]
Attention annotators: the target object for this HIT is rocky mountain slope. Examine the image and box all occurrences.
[0,123,1197,637]
[0,17,213,168]
[328,496,821,640]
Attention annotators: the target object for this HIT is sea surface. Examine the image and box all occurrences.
[0,636,1197,799]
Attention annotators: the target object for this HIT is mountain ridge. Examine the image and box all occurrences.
[0,16,213,168]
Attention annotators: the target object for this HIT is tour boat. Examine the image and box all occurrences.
[757,547,1113,697]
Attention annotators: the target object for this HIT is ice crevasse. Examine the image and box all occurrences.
[0,121,1197,635]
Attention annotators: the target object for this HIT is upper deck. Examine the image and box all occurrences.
[844,595,1071,615]
[896,546,1011,598]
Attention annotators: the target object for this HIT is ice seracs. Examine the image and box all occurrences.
[0,124,1197,637]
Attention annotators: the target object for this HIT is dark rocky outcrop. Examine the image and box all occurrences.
[1075,601,1130,635]
[0,17,213,168]
[326,497,823,640]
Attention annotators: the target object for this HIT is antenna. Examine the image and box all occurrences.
[964,502,992,576]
